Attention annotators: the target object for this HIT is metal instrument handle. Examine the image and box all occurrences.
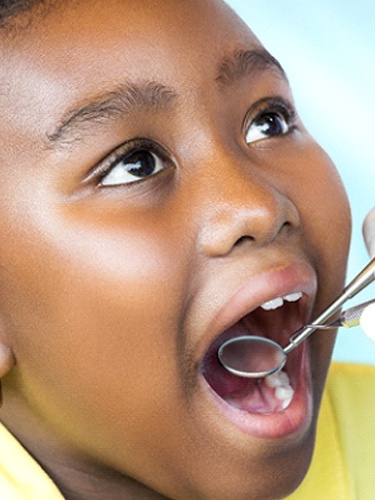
[284,257,375,354]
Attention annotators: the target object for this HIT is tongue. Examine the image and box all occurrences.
[225,379,287,414]
[201,335,291,414]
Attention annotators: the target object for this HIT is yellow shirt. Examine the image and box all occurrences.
[289,362,375,499]
[0,363,374,499]
[0,423,63,499]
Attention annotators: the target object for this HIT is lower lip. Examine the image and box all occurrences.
[199,343,313,440]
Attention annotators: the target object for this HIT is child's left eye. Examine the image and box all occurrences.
[245,99,295,144]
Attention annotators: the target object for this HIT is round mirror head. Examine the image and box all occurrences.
[217,336,286,378]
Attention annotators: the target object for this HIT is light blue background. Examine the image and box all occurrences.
[226,1,375,365]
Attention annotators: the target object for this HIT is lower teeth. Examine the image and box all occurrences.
[265,370,294,410]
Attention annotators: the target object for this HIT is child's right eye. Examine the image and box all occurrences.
[87,139,171,188]
[100,149,165,187]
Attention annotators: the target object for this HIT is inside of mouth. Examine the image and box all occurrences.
[201,304,299,414]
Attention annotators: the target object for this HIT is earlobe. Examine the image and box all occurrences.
[0,343,16,407]
[0,343,15,379]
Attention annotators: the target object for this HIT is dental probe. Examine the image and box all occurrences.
[300,299,375,330]
[218,256,375,378]
[302,298,375,330]
[284,257,375,353]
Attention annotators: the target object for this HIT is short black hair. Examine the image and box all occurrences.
[0,0,39,24]
[0,0,60,32]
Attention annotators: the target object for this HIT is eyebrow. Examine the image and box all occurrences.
[216,49,287,86]
[47,81,177,145]
[47,49,286,147]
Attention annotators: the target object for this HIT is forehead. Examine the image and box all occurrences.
[0,0,283,150]
[2,0,262,84]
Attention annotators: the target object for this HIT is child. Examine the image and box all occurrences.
[0,0,373,498]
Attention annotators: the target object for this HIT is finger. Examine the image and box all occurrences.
[363,207,375,258]
[360,303,375,341]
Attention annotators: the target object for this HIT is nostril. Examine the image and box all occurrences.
[234,235,254,248]
[281,221,293,235]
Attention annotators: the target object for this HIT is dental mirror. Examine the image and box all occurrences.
[218,256,375,378]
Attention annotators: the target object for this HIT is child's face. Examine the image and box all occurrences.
[0,0,351,498]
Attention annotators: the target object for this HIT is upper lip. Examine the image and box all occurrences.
[195,261,318,365]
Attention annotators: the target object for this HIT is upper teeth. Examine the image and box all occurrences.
[260,292,302,311]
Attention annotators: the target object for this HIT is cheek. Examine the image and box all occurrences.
[293,145,351,389]
[0,212,199,475]
[0,211,191,407]
[271,139,351,278]
[299,146,351,279]
[255,136,351,266]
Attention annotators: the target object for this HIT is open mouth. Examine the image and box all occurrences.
[200,293,307,414]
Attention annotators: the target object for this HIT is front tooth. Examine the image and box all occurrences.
[283,292,302,303]
[260,297,284,311]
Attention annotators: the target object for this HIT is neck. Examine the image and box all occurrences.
[0,387,167,500]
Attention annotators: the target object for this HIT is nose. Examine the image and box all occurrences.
[197,153,300,257]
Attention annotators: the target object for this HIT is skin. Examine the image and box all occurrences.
[0,0,351,498]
